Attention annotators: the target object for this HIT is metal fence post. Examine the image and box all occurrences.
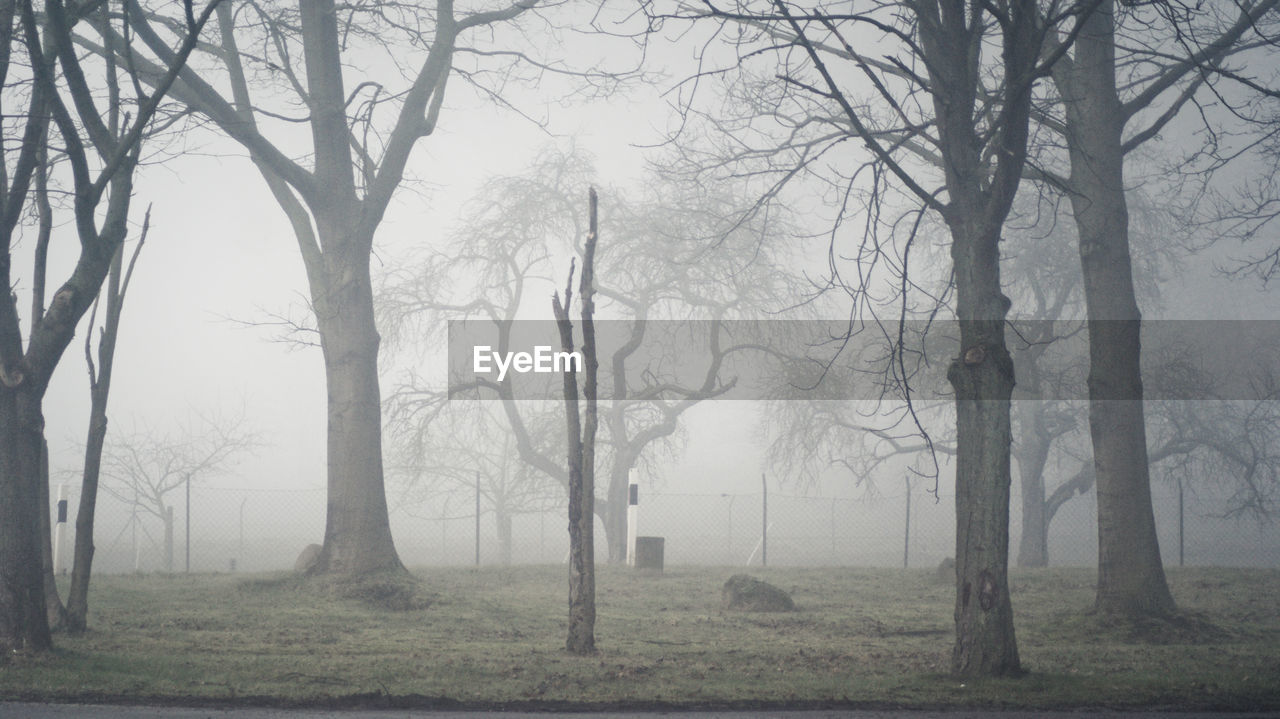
[903,477,911,569]
[761,473,768,568]
[830,498,837,564]
[53,484,69,575]
[1178,476,1185,567]
[475,472,482,567]
[627,477,638,566]
[725,494,734,563]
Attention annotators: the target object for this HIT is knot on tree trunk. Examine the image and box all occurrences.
[948,342,1015,394]
[978,570,998,611]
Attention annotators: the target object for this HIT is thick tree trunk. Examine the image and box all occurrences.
[947,219,1020,678]
[309,255,404,577]
[916,0,1036,677]
[1057,0,1174,616]
[0,389,53,653]
[289,1,405,579]
[1015,401,1051,568]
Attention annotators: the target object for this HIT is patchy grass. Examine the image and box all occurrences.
[0,566,1276,710]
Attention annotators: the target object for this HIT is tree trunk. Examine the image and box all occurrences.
[66,406,106,632]
[556,189,599,656]
[0,389,53,653]
[916,0,1037,677]
[38,439,65,628]
[1056,0,1174,616]
[68,236,135,633]
[164,506,174,574]
[288,1,405,579]
[946,220,1021,677]
[1015,401,1051,568]
[309,254,404,577]
[603,465,630,563]
[495,508,513,565]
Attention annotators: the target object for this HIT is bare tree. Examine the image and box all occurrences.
[552,189,600,656]
[381,146,803,562]
[80,0,632,579]
[0,0,217,654]
[99,412,258,572]
[386,402,562,565]
[655,0,1106,675]
[1148,399,1280,524]
[1028,0,1280,616]
[60,210,150,631]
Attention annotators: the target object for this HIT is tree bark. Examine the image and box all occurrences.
[283,0,405,577]
[1054,0,1174,616]
[916,0,1040,677]
[308,252,404,576]
[66,405,106,632]
[0,389,54,653]
[1015,401,1051,568]
[946,218,1021,677]
[38,439,65,628]
[555,189,599,656]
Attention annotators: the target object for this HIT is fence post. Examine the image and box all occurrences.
[237,497,247,572]
[830,498,837,564]
[165,505,174,573]
[761,473,768,568]
[627,475,639,566]
[903,476,911,569]
[132,489,140,573]
[53,484,69,575]
[725,494,734,563]
[185,476,191,573]
[1178,476,1185,567]
[475,472,482,567]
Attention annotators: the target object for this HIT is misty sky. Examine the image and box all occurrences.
[31,7,1280,515]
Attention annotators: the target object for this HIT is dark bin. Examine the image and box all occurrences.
[635,536,664,572]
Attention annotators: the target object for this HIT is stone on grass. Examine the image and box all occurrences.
[294,543,322,574]
[721,574,794,612]
[935,556,956,583]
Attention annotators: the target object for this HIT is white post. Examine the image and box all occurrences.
[53,484,69,575]
[626,474,639,567]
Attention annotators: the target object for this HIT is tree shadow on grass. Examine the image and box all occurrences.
[1075,608,1231,645]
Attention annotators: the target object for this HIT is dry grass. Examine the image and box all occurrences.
[0,565,1276,710]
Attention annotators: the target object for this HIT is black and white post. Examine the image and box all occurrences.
[626,474,638,567]
[53,484,69,576]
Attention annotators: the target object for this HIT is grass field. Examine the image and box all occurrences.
[1,565,1277,710]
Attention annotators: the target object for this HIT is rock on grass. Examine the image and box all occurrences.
[721,574,794,612]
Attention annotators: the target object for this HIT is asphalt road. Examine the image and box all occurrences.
[3,707,1280,718]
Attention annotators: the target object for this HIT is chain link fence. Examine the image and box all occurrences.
[49,476,1280,575]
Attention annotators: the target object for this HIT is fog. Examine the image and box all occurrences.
[27,2,1280,581]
